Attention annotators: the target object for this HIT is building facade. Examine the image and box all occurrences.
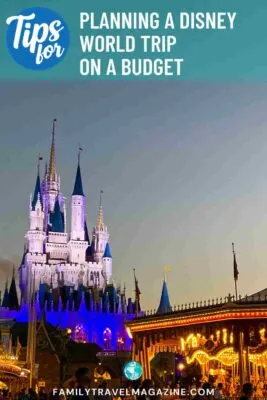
[127,281,267,396]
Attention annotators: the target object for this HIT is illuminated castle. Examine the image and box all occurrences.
[0,120,141,350]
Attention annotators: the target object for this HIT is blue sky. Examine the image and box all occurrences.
[0,82,267,309]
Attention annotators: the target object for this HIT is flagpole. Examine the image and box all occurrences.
[234,277,238,302]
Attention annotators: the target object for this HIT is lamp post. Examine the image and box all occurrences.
[52,327,72,386]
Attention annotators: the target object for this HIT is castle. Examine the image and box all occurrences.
[0,120,141,351]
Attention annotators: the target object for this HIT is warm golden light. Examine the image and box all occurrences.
[126,327,132,339]
[260,328,266,343]
[67,328,72,334]
[223,328,227,344]
[178,363,185,371]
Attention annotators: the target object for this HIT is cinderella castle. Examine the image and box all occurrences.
[0,120,142,351]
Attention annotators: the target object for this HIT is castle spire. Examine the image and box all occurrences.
[97,190,104,227]
[156,277,172,314]
[48,119,57,181]
[72,148,84,196]
[9,266,19,310]
[2,279,9,308]
[133,268,141,315]
[32,155,43,210]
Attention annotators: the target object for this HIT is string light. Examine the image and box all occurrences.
[128,309,267,332]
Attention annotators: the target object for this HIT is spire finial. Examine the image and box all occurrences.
[163,266,171,282]
[97,190,104,227]
[37,154,43,176]
[12,265,15,279]
[78,145,83,165]
[49,118,57,181]
[232,242,235,255]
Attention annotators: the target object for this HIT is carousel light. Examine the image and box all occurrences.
[128,310,267,332]
[178,363,185,371]
[67,328,72,334]
[223,329,227,344]
[181,338,185,351]
[126,327,132,339]
[186,333,194,342]
[260,328,266,342]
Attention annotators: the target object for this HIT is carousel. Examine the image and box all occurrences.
[0,321,31,394]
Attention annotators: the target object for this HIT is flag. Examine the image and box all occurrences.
[133,268,141,298]
[232,243,239,281]
[164,266,171,272]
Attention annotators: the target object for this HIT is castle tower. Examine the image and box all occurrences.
[45,119,61,216]
[102,242,112,283]
[26,161,46,255]
[71,150,85,241]
[92,191,109,262]
[68,152,88,263]
[24,160,47,303]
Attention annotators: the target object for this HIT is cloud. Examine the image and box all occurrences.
[0,256,20,280]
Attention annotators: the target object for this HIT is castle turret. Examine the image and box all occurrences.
[92,191,109,262]
[68,151,88,263]
[71,151,85,241]
[156,278,172,314]
[46,119,61,213]
[8,266,19,310]
[26,161,46,255]
[102,242,112,282]
[2,280,9,308]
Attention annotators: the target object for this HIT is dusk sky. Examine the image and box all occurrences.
[0,82,267,309]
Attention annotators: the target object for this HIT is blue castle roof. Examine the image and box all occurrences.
[50,197,64,233]
[8,269,19,310]
[84,220,90,245]
[32,173,42,210]
[72,163,84,196]
[2,282,9,308]
[157,280,172,314]
[103,242,112,258]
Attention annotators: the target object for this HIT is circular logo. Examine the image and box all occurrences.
[6,7,69,70]
[123,361,143,381]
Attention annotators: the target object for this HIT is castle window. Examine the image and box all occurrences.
[74,324,88,343]
[103,328,112,350]
[117,336,124,350]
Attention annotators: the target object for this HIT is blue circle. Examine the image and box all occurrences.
[6,7,69,70]
[123,361,143,381]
